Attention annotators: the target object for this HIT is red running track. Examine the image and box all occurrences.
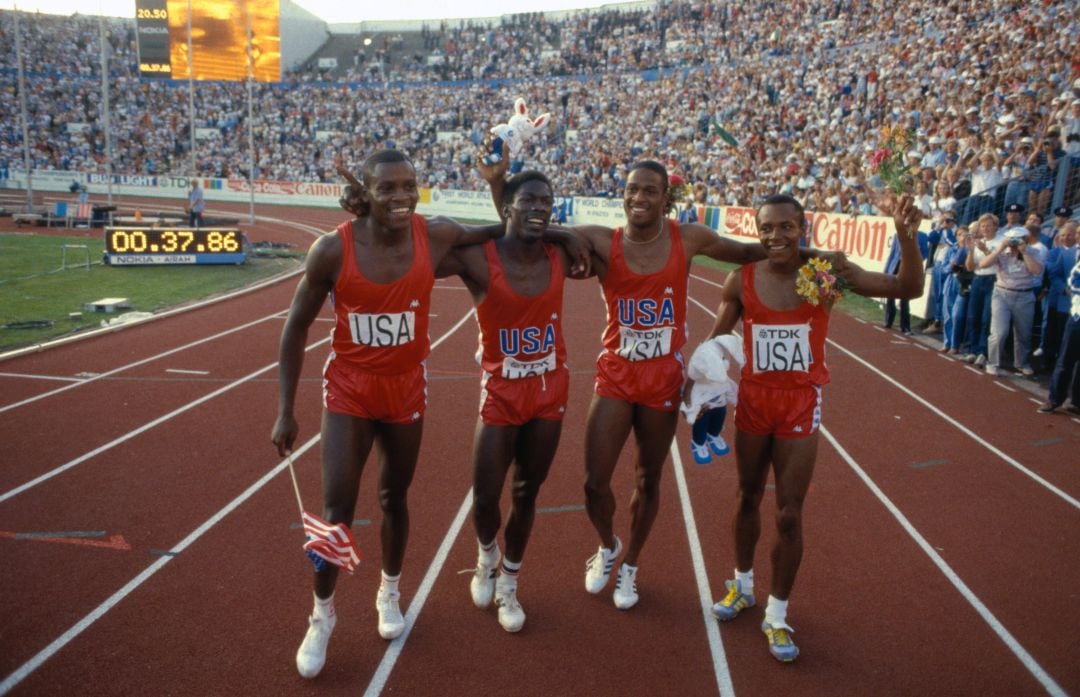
[0,203,1077,696]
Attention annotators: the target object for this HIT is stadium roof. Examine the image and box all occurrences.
[0,0,629,22]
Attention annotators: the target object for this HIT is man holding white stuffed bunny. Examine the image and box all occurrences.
[979,222,1048,377]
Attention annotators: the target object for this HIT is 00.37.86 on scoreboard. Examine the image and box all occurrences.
[104,227,246,265]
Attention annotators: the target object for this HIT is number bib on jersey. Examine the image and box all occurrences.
[617,326,673,362]
[751,323,811,373]
[348,312,416,347]
[502,351,556,379]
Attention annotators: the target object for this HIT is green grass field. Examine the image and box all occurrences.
[0,233,302,353]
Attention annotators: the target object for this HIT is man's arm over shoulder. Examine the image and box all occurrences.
[681,222,767,265]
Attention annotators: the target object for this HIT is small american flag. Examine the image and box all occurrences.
[301,511,361,573]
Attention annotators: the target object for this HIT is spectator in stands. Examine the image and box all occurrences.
[924,212,959,333]
[963,213,1001,366]
[980,221,1048,377]
[1038,254,1080,415]
[1037,221,1078,371]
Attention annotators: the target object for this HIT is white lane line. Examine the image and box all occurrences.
[821,428,1067,697]
[669,443,734,697]
[363,490,473,697]
[0,309,478,694]
[0,436,321,697]
[0,336,327,505]
[873,324,885,332]
[0,311,283,414]
[686,293,1076,689]
[690,272,725,289]
[0,372,85,383]
[164,369,210,376]
[993,380,1017,392]
[826,339,1079,511]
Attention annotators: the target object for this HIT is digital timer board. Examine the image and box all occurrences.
[104,227,246,265]
[135,0,281,81]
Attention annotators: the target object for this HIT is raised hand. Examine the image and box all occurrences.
[477,140,509,183]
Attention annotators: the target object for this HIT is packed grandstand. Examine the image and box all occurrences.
[1,0,1079,224]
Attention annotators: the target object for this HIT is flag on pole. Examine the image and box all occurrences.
[711,122,740,148]
[301,511,361,573]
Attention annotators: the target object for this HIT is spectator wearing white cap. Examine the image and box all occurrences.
[979,224,1048,377]
[922,136,947,169]
[1003,137,1035,211]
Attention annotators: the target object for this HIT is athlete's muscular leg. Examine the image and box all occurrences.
[732,429,773,573]
[471,421,518,549]
[316,410,377,599]
[584,395,634,549]
[503,418,562,563]
[373,419,424,576]
[769,433,818,599]
[622,405,678,566]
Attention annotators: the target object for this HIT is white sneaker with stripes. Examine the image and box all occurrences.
[584,536,622,594]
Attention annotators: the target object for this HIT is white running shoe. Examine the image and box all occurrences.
[376,587,405,640]
[584,536,622,594]
[470,550,499,609]
[612,563,639,609]
[296,613,336,678]
[494,581,525,633]
[707,433,730,456]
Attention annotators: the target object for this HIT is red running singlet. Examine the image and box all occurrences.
[328,215,433,374]
[599,220,688,363]
[475,240,567,378]
[739,263,830,388]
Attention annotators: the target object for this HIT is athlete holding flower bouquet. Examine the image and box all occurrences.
[704,192,923,662]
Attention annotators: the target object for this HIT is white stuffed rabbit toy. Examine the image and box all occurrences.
[484,97,552,174]
[680,334,745,426]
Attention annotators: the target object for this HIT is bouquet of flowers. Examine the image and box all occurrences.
[869,125,917,194]
[795,257,846,306]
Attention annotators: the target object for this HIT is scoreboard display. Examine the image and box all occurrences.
[104,227,246,265]
[136,0,281,82]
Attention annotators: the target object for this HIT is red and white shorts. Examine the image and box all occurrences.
[479,366,569,426]
[593,351,684,412]
[735,381,822,439]
[323,358,427,424]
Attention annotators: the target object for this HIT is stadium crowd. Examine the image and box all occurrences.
[0,1,1077,392]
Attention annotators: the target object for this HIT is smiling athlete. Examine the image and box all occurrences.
[273,149,515,678]
[483,160,779,609]
[705,193,923,662]
[438,170,588,632]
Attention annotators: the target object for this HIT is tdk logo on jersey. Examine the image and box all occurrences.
[617,298,675,327]
[499,324,556,355]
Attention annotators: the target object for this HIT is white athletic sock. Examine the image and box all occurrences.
[478,538,500,564]
[764,595,790,629]
[380,570,401,595]
[499,559,521,588]
[735,568,754,595]
[313,592,335,619]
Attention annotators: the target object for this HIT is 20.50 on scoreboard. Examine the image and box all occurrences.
[104,227,246,265]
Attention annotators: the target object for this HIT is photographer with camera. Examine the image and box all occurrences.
[942,227,974,355]
[978,222,1048,377]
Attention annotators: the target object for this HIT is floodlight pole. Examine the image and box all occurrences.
[99,10,114,207]
[13,8,34,213]
[187,0,196,176]
[246,3,256,225]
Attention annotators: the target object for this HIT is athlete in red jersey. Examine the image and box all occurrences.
[704,193,923,662]
[437,170,583,633]
[483,159,777,610]
[272,150,516,678]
